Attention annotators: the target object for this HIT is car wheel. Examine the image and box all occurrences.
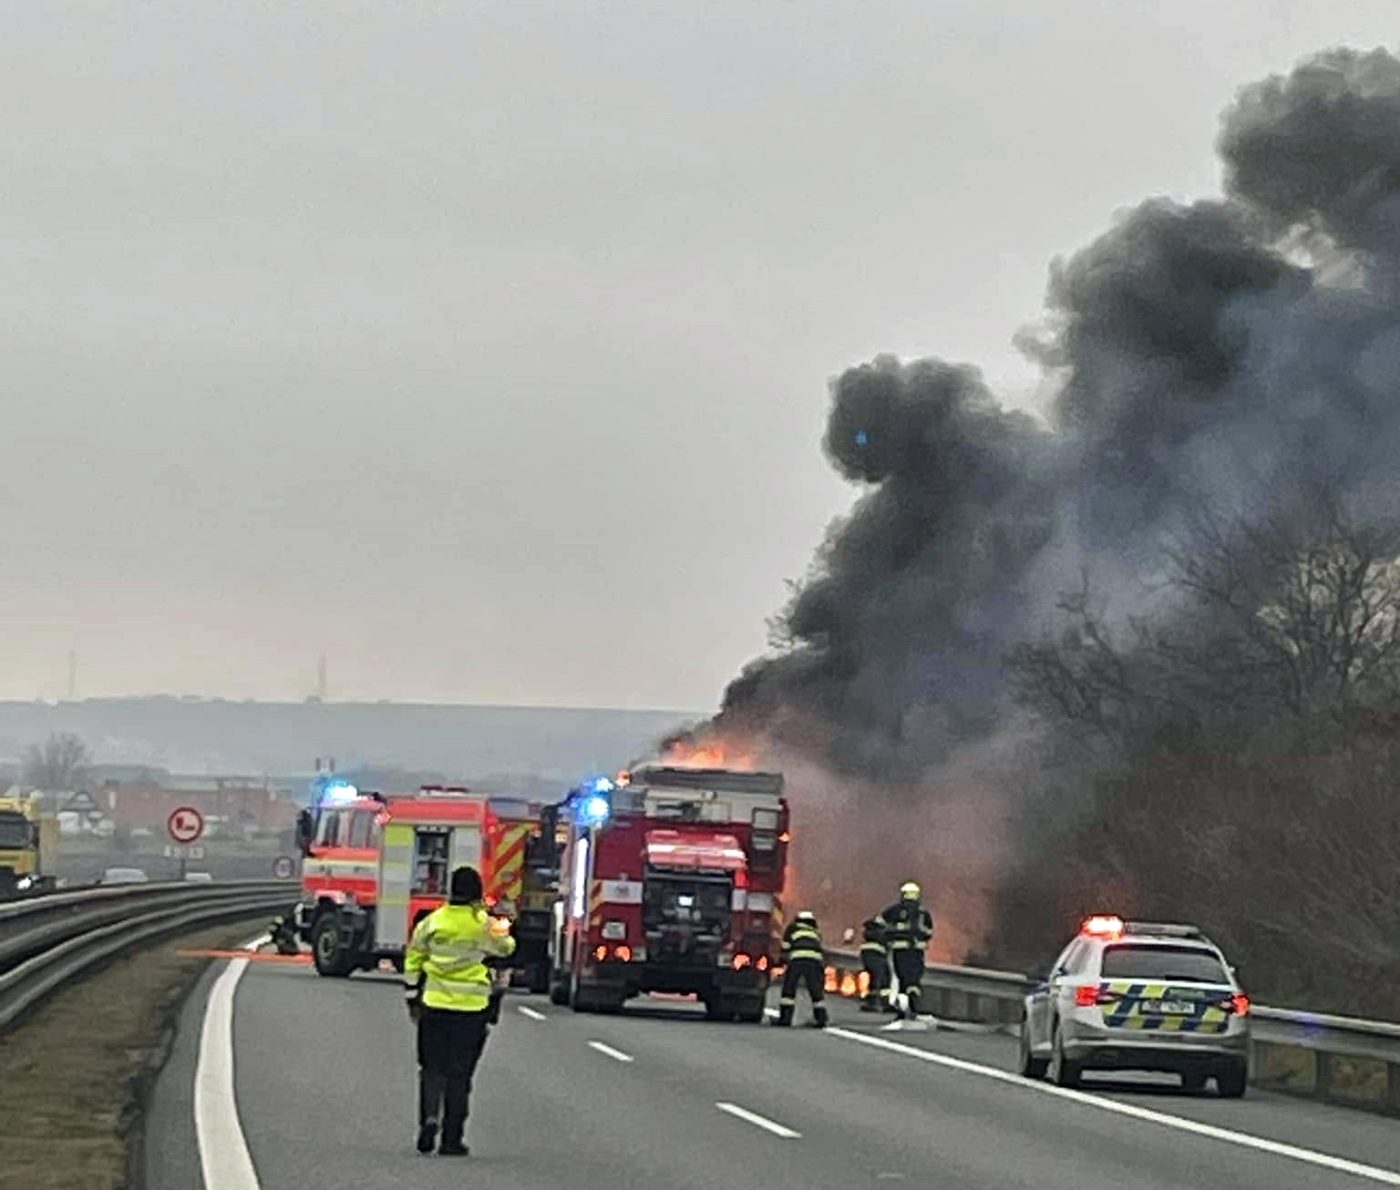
[1048,1024,1082,1088]
[1181,1070,1207,1093]
[1018,1018,1049,1079]
[1216,1062,1248,1099]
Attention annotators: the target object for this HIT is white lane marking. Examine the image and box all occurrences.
[195,959,261,1190]
[241,934,270,951]
[715,1101,801,1139]
[587,1040,635,1063]
[516,1004,547,1022]
[827,1027,1400,1186]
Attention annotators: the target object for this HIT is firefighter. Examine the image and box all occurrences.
[876,880,934,1020]
[858,914,891,1012]
[776,910,829,1028]
[404,865,516,1156]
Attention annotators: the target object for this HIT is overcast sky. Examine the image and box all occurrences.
[1,2,1395,709]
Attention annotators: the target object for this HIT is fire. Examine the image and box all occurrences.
[662,736,755,770]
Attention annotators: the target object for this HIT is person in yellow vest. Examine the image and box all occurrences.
[404,865,516,1156]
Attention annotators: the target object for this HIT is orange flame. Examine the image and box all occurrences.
[662,736,756,770]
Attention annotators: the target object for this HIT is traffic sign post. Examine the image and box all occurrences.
[167,806,205,879]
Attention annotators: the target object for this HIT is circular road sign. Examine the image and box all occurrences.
[167,805,205,845]
[272,855,296,879]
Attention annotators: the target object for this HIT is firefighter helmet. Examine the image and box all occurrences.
[795,909,817,922]
[900,880,921,900]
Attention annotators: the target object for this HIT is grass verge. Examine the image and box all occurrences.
[0,916,270,1189]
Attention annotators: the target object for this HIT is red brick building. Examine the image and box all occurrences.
[102,776,301,837]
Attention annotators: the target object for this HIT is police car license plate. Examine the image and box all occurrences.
[1147,999,1194,1015]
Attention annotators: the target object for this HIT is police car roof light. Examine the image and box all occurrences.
[1080,914,1125,939]
[1124,921,1206,940]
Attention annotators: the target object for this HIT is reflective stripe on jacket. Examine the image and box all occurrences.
[404,903,516,1012]
[875,901,933,951]
[782,921,825,964]
[860,916,887,955]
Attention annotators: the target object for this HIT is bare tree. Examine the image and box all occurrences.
[22,732,92,793]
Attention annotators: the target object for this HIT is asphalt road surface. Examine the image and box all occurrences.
[147,956,1400,1189]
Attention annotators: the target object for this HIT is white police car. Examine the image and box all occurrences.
[1019,916,1250,1097]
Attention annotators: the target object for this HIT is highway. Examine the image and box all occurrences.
[147,955,1400,1190]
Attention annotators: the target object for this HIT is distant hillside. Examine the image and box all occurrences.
[0,698,697,780]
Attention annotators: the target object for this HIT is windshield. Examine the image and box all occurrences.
[0,815,32,849]
[1100,944,1230,984]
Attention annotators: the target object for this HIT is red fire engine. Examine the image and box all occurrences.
[293,782,548,978]
[547,765,788,1022]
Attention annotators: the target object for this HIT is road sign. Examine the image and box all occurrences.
[164,843,206,860]
[273,855,296,879]
[167,805,205,844]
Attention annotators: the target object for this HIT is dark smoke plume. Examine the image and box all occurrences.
[705,47,1400,782]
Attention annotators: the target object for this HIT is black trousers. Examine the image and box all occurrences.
[777,958,828,1026]
[861,950,889,1005]
[417,1007,489,1144]
[892,949,925,1017]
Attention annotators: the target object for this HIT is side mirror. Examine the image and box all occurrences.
[295,809,314,857]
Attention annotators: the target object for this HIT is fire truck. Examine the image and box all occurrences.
[482,796,562,993]
[293,782,549,978]
[547,765,788,1022]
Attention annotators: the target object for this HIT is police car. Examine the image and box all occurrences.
[1019,915,1250,1097]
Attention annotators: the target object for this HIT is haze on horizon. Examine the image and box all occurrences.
[3,2,1395,711]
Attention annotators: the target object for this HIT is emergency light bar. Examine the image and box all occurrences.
[1124,921,1208,940]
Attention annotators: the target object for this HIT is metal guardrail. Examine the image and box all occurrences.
[0,880,293,1034]
[825,947,1400,1112]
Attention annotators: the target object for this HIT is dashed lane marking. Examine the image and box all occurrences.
[517,1004,547,1021]
[587,1040,635,1063]
[715,1101,801,1139]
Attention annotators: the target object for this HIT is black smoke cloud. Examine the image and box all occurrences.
[709,47,1400,778]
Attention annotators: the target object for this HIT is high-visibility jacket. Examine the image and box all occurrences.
[404,902,516,1012]
[782,919,825,964]
[859,916,887,956]
[876,900,933,952]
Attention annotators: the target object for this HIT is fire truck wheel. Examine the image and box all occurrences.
[312,913,353,978]
[733,997,766,1024]
[568,973,596,1013]
[548,971,570,1006]
[702,995,733,1022]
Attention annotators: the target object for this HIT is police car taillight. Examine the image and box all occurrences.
[1080,915,1124,939]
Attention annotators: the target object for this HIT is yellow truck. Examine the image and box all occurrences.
[0,795,58,896]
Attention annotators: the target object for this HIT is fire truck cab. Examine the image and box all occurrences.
[548,766,788,1022]
[294,782,490,977]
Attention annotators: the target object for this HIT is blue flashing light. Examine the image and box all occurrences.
[320,779,360,805]
[855,429,869,447]
[581,794,611,824]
